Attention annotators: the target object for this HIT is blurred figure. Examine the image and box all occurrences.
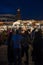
[31,28,37,43]
[21,29,31,65]
[7,29,13,65]
[0,33,2,46]
[11,29,23,65]
[32,29,43,65]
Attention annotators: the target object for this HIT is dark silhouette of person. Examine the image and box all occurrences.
[31,28,37,43]
[32,29,43,65]
[0,33,2,46]
[21,30,31,65]
[7,30,13,65]
[11,29,23,65]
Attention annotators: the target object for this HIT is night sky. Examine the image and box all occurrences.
[0,0,43,20]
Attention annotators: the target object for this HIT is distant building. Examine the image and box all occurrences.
[0,9,21,22]
[0,14,16,22]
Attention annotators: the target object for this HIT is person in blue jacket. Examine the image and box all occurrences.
[12,29,23,65]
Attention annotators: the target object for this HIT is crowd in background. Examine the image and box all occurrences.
[0,26,43,65]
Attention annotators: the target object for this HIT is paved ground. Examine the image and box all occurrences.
[0,45,34,65]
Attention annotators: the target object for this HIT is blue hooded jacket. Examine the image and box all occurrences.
[12,34,23,48]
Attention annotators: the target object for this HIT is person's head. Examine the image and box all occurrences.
[27,29,31,34]
[21,29,25,34]
[18,27,22,34]
[16,29,19,34]
[35,29,42,39]
[12,28,16,34]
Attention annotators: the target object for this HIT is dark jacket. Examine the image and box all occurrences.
[21,32,30,48]
[7,31,14,62]
[32,30,43,63]
[11,34,23,48]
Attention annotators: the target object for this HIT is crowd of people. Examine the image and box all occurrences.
[0,26,43,65]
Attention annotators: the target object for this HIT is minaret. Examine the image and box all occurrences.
[16,9,21,20]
